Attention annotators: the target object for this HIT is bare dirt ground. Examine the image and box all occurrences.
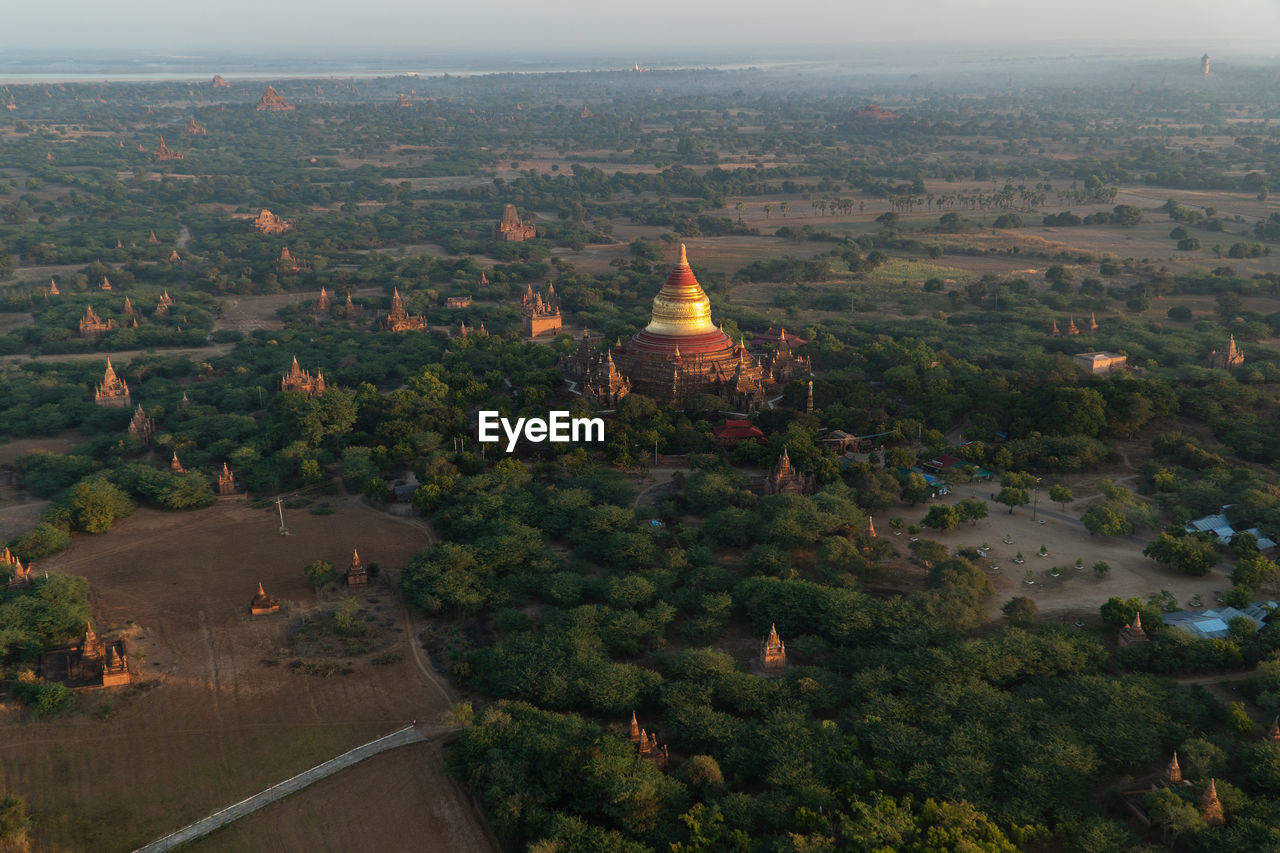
[0,498,495,853]
[189,740,495,853]
[889,485,1227,623]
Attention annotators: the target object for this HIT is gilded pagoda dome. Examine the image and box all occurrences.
[645,244,718,336]
[627,245,734,358]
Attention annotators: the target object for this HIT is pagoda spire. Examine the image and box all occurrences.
[679,243,688,266]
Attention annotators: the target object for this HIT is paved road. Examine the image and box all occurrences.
[132,724,431,853]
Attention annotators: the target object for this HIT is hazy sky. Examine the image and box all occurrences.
[3,0,1279,53]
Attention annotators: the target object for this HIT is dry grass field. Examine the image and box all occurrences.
[0,498,494,853]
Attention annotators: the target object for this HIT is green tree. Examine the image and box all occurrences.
[921,505,959,531]
[304,559,337,588]
[1049,484,1073,509]
[994,487,1028,514]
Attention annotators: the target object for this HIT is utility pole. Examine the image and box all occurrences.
[276,496,289,535]
[1032,478,1040,523]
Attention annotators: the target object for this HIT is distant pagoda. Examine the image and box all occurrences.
[281,356,326,397]
[94,358,130,408]
[256,85,295,111]
[151,136,183,162]
[493,204,536,242]
[384,288,429,332]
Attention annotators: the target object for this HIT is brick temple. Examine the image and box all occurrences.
[493,204,536,242]
[94,358,130,407]
[565,246,807,411]
[522,283,561,337]
[384,288,430,332]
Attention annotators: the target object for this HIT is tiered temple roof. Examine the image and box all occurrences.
[212,74,230,88]
[346,548,368,586]
[79,304,115,337]
[217,463,236,496]
[584,246,769,410]
[279,246,303,274]
[151,136,182,161]
[41,622,130,688]
[94,358,130,407]
[628,712,669,768]
[764,448,815,496]
[493,204,536,242]
[1205,335,1244,369]
[522,283,562,337]
[384,288,430,331]
[281,356,326,397]
[250,582,280,615]
[3,548,32,589]
[186,116,207,135]
[128,404,155,444]
[761,624,787,673]
[1201,779,1225,826]
[251,209,293,235]
[256,85,296,111]
[1118,610,1150,646]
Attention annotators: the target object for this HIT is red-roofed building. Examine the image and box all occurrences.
[750,328,808,349]
[713,419,766,448]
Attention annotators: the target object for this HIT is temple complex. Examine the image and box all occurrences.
[100,275,112,291]
[94,358,130,407]
[763,448,816,496]
[566,247,780,410]
[1205,335,1244,369]
[281,357,326,397]
[567,333,631,405]
[346,549,368,586]
[251,209,293,235]
[151,136,182,161]
[761,624,787,673]
[748,328,812,384]
[217,463,237,496]
[493,204,536,241]
[628,712,669,768]
[396,94,413,108]
[256,85,296,111]
[250,582,281,615]
[41,623,130,689]
[445,295,472,308]
[384,288,430,331]
[314,286,330,313]
[128,405,155,445]
[79,304,115,337]
[3,549,32,590]
[279,246,304,274]
[1118,610,1150,646]
[522,283,562,337]
[186,116,207,135]
[212,74,230,88]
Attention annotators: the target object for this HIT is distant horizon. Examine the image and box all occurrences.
[0,39,1275,86]
[4,0,1280,56]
